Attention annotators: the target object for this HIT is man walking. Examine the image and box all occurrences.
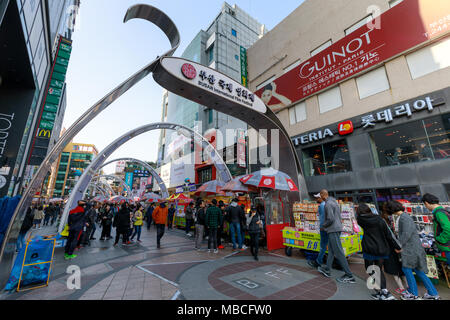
[146,203,155,230]
[225,198,245,251]
[64,200,88,260]
[308,193,328,268]
[185,202,195,237]
[422,194,450,265]
[167,204,176,230]
[206,199,222,253]
[317,190,356,283]
[194,200,206,250]
[153,202,168,249]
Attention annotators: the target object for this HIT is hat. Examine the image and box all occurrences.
[314,193,321,198]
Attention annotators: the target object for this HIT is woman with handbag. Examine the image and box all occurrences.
[246,207,262,261]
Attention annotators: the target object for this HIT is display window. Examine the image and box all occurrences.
[302,139,352,176]
[370,113,450,167]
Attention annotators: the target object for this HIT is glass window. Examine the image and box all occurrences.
[345,15,372,36]
[376,187,421,211]
[289,102,307,125]
[231,28,237,37]
[389,0,404,8]
[406,38,450,80]
[302,139,352,176]
[370,113,450,167]
[198,167,212,184]
[318,86,342,113]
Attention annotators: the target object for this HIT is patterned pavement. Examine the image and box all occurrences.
[1,224,449,300]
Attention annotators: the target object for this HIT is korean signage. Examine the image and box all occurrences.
[293,95,442,146]
[240,46,248,87]
[160,57,267,114]
[237,129,247,168]
[125,172,134,190]
[255,0,450,112]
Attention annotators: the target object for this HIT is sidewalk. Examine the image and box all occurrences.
[2,225,448,300]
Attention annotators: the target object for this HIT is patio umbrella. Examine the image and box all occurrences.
[49,198,63,203]
[220,176,259,193]
[142,192,162,202]
[109,195,129,204]
[167,193,192,204]
[195,180,226,195]
[93,195,107,203]
[239,167,299,192]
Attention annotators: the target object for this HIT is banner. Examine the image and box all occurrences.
[255,0,450,112]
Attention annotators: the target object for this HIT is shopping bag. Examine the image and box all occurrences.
[61,224,69,237]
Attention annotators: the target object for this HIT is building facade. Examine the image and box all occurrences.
[157,2,266,191]
[0,0,79,197]
[247,0,450,207]
[48,142,98,198]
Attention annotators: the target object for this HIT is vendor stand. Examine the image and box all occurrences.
[167,193,192,229]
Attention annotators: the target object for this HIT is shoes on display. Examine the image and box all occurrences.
[336,275,356,284]
[317,266,331,278]
[422,293,440,300]
[307,260,320,269]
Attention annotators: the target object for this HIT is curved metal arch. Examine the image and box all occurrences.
[91,184,110,198]
[0,4,180,284]
[88,180,116,198]
[98,158,169,199]
[60,122,232,233]
[91,175,132,196]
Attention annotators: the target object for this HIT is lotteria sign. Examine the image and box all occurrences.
[160,57,267,114]
[255,0,450,111]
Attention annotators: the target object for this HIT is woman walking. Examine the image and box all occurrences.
[113,203,132,246]
[131,204,144,242]
[246,207,262,261]
[100,204,113,240]
[385,201,440,300]
[356,203,399,300]
[33,206,44,229]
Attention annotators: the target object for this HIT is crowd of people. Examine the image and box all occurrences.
[307,189,449,301]
[59,197,266,261]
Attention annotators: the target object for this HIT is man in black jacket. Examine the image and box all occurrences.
[64,200,87,260]
[16,207,35,252]
[225,198,245,250]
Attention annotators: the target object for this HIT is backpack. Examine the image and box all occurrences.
[435,208,450,247]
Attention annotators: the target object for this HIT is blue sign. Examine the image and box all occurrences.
[125,172,134,189]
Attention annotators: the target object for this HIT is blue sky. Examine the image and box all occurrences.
[64,0,304,173]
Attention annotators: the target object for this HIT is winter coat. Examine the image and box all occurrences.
[195,207,206,226]
[226,203,244,224]
[134,210,144,226]
[86,208,97,226]
[433,207,450,251]
[185,206,194,221]
[206,206,222,228]
[152,205,168,225]
[101,209,113,226]
[68,206,86,232]
[20,208,35,234]
[34,210,44,220]
[322,197,343,233]
[357,213,401,257]
[398,213,428,272]
[246,213,261,234]
[114,208,131,232]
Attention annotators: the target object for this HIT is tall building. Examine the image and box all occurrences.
[247,0,450,205]
[157,2,266,191]
[48,142,98,198]
[0,0,79,198]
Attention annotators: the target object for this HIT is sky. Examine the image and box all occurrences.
[63,0,304,174]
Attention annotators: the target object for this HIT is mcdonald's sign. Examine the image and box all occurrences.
[37,129,52,139]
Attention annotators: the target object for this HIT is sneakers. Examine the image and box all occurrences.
[214,249,219,254]
[401,292,421,300]
[336,274,356,284]
[242,245,248,250]
[307,260,320,269]
[317,266,331,278]
[218,245,225,249]
[422,293,440,300]
[207,249,211,253]
[395,288,406,295]
[64,254,77,260]
[377,289,396,300]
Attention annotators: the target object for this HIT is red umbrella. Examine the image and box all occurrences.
[240,168,299,192]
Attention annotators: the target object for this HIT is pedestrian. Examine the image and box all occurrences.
[421,193,450,266]
[33,206,44,230]
[185,202,195,237]
[240,204,248,249]
[51,204,60,225]
[308,194,328,269]
[131,204,144,242]
[100,204,113,240]
[194,200,207,250]
[356,203,399,300]
[225,198,245,251]
[317,190,356,284]
[380,206,408,295]
[113,203,133,246]
[152,202,168,249]
[246,207,262,261]
[16,206,35,252]
[83,202,97,245]
[64,201,87,260]
[167,204,176,230]
[385,200,440,300]
[43,204,52,226]
[206,199,222,253]
[217,201,226,249]
[145,203,155,230]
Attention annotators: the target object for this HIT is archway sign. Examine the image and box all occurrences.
[0,4,307,287]
[59,122,232,234]
[97,157,169,199]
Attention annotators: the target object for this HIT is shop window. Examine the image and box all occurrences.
[302,139,352,177]
[231,28,237,37]
[370,113,450,167]
[406,38,450,79]
[198,167,212,184]
[318,86,342,113]
[310,40,332,57]
[356,66,390,99]
[389,0,404,8]
[376,187,421,211]
[289,101,306,125]
[345,14,373,36]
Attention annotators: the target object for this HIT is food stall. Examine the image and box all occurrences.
[167,193,192,229]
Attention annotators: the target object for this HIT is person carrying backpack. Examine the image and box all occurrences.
[422,193,450,265]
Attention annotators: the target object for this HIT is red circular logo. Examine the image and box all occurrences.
[181,63,197,80]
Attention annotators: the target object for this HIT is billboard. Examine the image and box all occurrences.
[254,0,450,112]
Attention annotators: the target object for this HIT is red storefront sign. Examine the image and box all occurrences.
[338,120,354,136]
[255,0,450,112]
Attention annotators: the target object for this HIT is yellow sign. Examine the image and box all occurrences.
[37,129,52,139]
